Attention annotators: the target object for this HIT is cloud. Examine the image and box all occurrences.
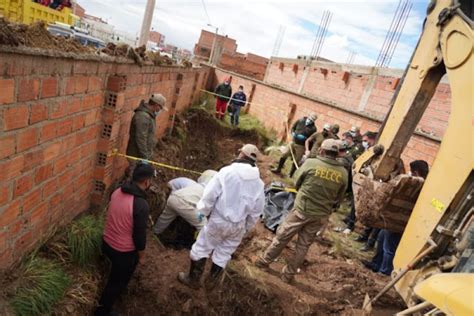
[79,0,429,68]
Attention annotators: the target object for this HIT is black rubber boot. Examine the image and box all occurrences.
[271,157,286,174]
[178,258,206,289]
[204,263,224,291]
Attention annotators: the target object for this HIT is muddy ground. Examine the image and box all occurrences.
[112,108,404,315]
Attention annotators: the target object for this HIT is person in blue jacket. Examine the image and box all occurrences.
[228,85,247,126]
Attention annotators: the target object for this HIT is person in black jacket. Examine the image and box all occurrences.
[228,85,247,126]
[271,113,317,177]
[95,163,155,316]
[214,77,232,120]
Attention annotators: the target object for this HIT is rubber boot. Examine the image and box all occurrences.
[271,157,286,174]
[289,164,297,178]
[204,262,224,291]
[177,258,206,289]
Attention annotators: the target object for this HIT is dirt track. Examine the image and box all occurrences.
[112,108,404,315]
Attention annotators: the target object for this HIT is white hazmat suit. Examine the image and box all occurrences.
[190,161,265,268]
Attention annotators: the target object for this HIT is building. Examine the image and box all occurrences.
[73,3,86,19]
[194,30,237,60]
[81,14,115,43]
[193,29,268,80]
[149,31,165,47]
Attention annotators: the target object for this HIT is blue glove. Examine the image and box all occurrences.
[197,212,205,222]
[295,134,306,141]
[139,159,149,165]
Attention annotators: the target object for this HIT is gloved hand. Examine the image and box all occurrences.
[305,150,310,156]
[292,132,296,138]
[197,212,205,223]
[295,134,306,141]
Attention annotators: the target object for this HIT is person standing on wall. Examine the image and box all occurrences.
[271,113,318,177]
[214,77,232,120]
[126,93,168,175]
[228,85,247,126]
[95,163,155,316]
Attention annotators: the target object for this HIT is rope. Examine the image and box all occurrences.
[109,149,203,176]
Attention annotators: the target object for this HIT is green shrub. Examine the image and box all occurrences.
[11,256,71,316]
[66,215,103,267]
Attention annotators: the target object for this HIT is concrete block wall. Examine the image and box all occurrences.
[264,58,451,138]
[213,67,440,167]
[0,49,209,269]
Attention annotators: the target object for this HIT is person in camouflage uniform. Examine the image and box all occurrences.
[304,123,337,159]
[256,139,348,284]
[126,93,167,173]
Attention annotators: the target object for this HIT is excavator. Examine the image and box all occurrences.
[352,0,473,314]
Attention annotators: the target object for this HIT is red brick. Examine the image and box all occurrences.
[75,76,89,94]
[73,114,86,131]
[16,128,38,152]
[0,184,11,206]
[18,78,40,102]
[57,118,73,136]
[49,100,68,119]
[0,78,15,104]
[40,122,57,143]
[14,174,33,198]
[43,141,62,162]
[0,155,25,182]
[53,155,69,175]
[42,178,58,198]
[0,134,15,159]
[107,75,127,92]
[41,77,58,98]
[3,105,29,131]
[23,187,42,213]
[84,110,97,126]
[65,77,75,95]
[88,76,103,92]
[30,202,49,227]
[67,97,82,113]
[34,163,53,185]
[0,199,22,228]
[22,149,44,173]
[29,103,48,124]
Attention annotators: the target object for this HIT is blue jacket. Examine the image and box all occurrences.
[230,91,247,107]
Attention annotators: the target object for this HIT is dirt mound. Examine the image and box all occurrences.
[0,18,96,53]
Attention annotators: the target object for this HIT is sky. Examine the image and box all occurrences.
[79,0,430,68]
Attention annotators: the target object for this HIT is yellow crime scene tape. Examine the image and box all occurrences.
[109,148,203,175]
[201,89,300,170]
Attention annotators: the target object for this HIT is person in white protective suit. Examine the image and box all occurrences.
[177,144,265,289]
[153,170,217,235]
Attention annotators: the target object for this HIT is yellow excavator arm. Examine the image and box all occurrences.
[353,0,473,312]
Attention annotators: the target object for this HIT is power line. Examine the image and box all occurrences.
[272,25,286,57]
[201,0,211,24]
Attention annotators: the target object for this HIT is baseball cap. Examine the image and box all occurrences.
[323,123,331,131]
[240,144,260,161]
[149,93,168,110]
[331,124,340,133]
[321,139,340,152]
[350,126,360,133]
[132,163,156,182]
[308,113,317,121]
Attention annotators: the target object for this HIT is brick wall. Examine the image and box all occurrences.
[0,48,209,269]
[219,53,267,81]
[213,67,440,167]
[264,58,451,139]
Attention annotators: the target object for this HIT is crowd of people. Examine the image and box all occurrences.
[93,88,428,315]
[33,0,72,11]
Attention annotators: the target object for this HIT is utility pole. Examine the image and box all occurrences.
[138,0,156,47]
[207,24,218,65]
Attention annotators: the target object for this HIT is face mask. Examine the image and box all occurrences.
[224,82,229,85]
[305,119,313,126]
[362,141,369,149]
[350,131,356,137]
[155,110,162,116]
[408,171,413,176]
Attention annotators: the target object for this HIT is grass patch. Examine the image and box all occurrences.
[10,256,71,316]
[66,215,104,267]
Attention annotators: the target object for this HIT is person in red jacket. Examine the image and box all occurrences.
[95,163,155,316]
